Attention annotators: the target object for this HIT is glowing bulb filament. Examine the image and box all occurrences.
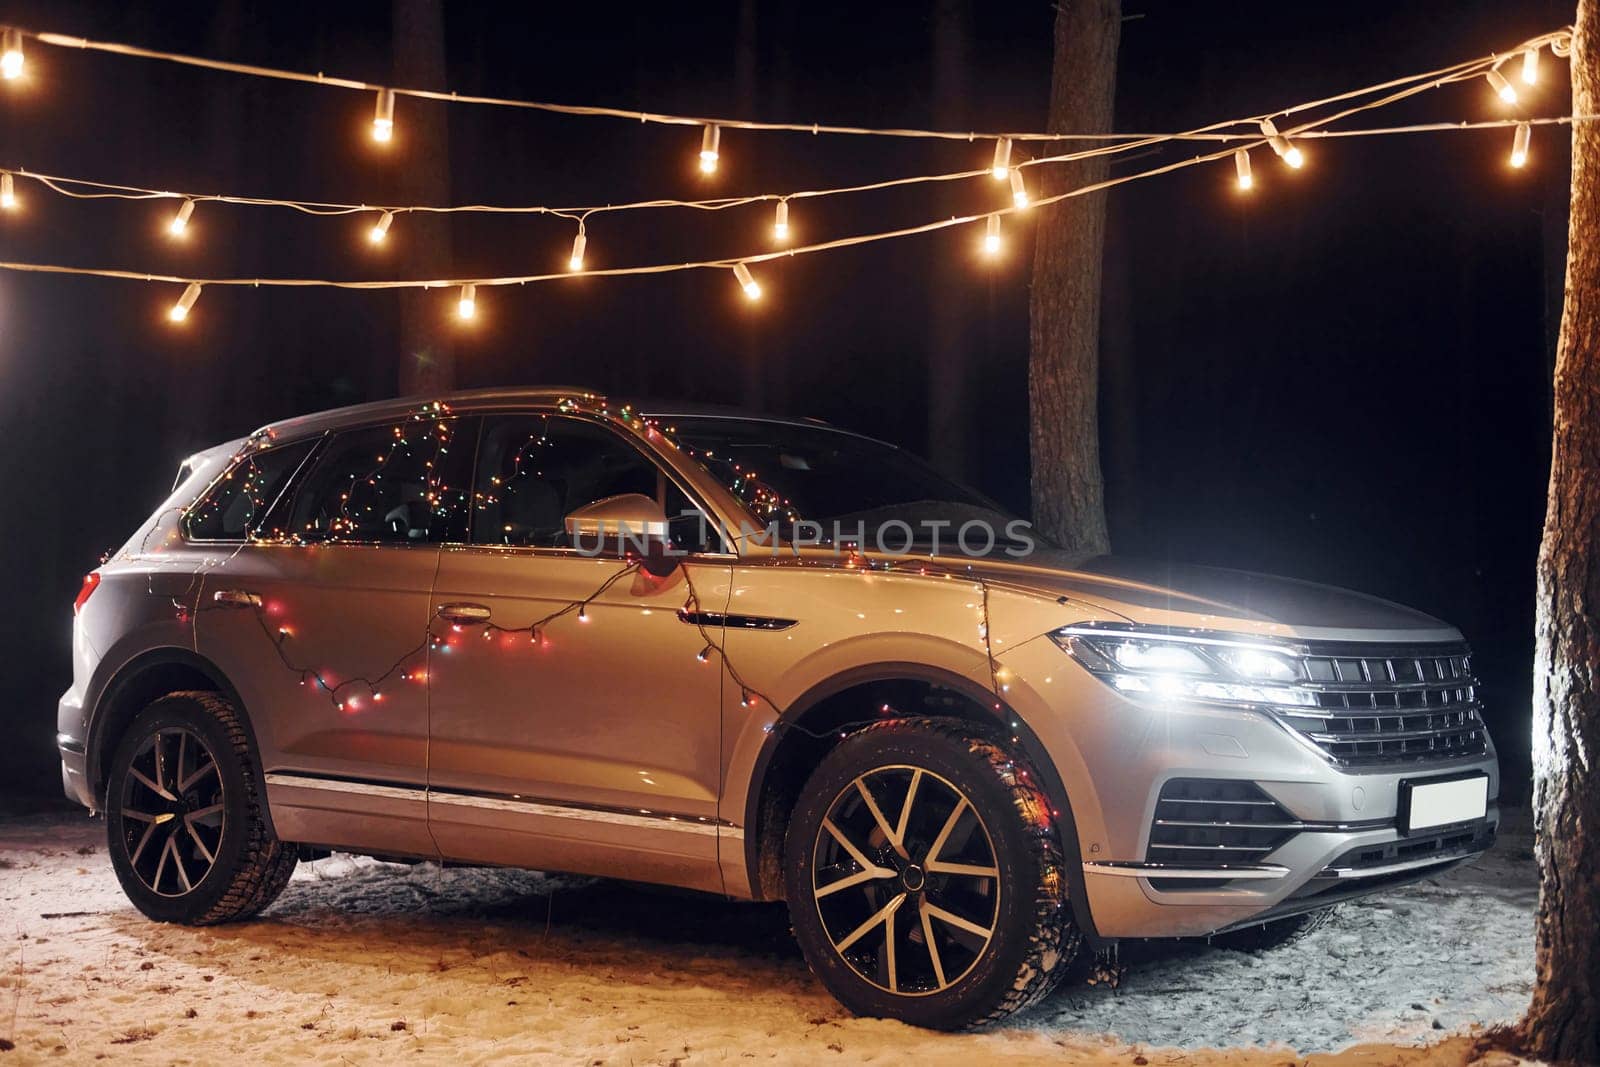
[992,137,1013,180]
[1,29,22,81]
[168,198,196,235]
[569,228,586,271]
[774,199,789,240]
[369,210,394,243]
[983,213,1001,255]
[1010,168,1029,207]
[457,283,476,320]
[1486,69,1517,104]
[1234,148,1253,189]
[1522,47,1540,86]
[373,88,396,142]
[0,171,14,210]
[700,124,720,173]
[733,261,761,300]
[1511,121,1531,168]
[169,282,202,322]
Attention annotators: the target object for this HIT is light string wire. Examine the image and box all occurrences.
[0,25,1574,229]
[0,27,1573,301]
[15,26,1566,143]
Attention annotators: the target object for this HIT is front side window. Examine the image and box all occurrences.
[185,438,316,541]
[279,417,471,544]
[471,414,713,551]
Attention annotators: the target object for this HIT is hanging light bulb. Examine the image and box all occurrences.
[457,283,476,320]
[168,198,196,236]
[1511,121,1531,167]
[1259,119,1304,169]
[983,213,1001,255]
[0,171,14,210]
[1009,168,1029,208]
[1234,148,1254,190]
[372,88,396,142]
[1522,46,1540,86]
[773,199,790,241]
[169,282,202,323]
[569,225,587,271]
[700,124,720,173]
[992,137,1013,180]
[1486,69,1517,104]
[733,261,761,300]
[369,209,394,243]
[1,29,22,81]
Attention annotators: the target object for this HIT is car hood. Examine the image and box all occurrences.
[974,552,1462,645]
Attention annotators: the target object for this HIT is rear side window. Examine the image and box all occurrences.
[185,439,316,542]
[282,417,472,544]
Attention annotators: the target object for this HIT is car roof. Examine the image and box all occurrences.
[247,386,853,445]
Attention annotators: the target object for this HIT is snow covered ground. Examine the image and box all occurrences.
[0,806,1537,1065]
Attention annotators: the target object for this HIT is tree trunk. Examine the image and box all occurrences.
[1519,6,1600,1062]
[1028,0,1120,556]
[393,0,455,397]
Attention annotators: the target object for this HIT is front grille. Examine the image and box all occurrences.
[1275,646,1489,766]
[1145,778,1298,889]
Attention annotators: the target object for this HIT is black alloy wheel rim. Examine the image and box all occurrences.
[118,727,226,897]
[811,765,1001,996]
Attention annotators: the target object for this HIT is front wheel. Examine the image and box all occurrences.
[105,691,297,925]
[784,718,1079,1029]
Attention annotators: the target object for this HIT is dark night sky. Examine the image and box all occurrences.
[0,1,1569,800]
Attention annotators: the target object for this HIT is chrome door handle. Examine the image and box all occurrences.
[437,602,492,624]
[212,589,263,608]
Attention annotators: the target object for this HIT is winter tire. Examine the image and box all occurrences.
[784,717,1078,1029]
[105,690,297,924]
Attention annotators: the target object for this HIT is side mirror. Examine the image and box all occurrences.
[564,493,673,566]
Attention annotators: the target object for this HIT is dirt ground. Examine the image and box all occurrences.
[0,806,1540,1065]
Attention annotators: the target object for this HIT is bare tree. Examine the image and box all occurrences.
[1518,5,1600,1062]
[393,0,454,396]
[1028,0,1120,556]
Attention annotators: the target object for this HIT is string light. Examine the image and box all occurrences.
[1486,69,1517,104]
[368,209,394,243]
[992,137,1012,180]
[1511,121,1531,167]
[1,29,21,80]
[0,172,14,210]
[699,124,720,173]
[773,198,789,241]
[1522,47,1540,85]
[569,224,586,271]
[1259,119,1304,168]
[457,282,476,319]
[169,282,201,322]
[372,88,395,142]
[732,261,760,299]
[1234,148,1253,189]
[1009,168,1030,208]
[983,213,1001,255]
[168,197,195,235]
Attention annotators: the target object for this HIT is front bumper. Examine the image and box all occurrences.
[997,637,1500,939]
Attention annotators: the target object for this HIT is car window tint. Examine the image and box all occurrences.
[185,439,316,541]
[284,417,471,544]
[471,414,712,550]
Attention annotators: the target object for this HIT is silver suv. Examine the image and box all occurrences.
[57,387,1498,1029]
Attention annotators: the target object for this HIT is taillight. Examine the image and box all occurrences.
[74,572,101,615]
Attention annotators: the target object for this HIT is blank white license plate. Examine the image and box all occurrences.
[1403,774,1488,833]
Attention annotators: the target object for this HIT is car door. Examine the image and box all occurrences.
[426,411,733,892]
[195,414,474,859]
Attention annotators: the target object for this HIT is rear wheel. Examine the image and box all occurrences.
[784,718,1078,1029]
[105,691,297,924]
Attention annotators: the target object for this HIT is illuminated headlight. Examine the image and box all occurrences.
[1050,628,1316,708]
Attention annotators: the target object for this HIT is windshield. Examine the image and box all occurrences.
[662,416,1037,551]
